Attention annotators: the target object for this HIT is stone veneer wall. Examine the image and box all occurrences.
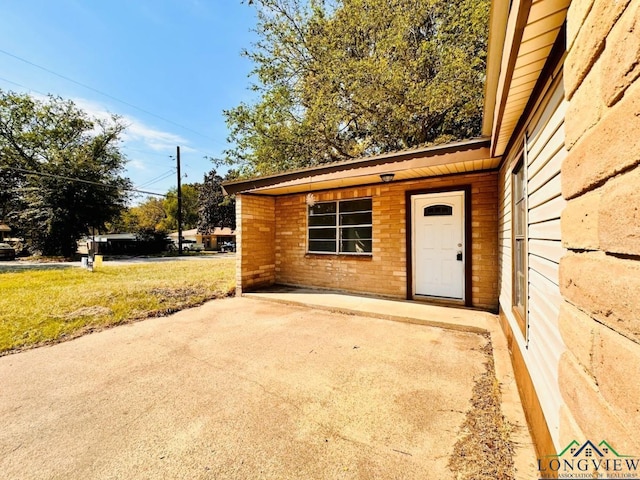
[274,172,499,310]
[558,0,640,453]
[236,194,276,294]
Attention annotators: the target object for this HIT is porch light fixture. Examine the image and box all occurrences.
[306,193,317,207]
[380,173,395,183]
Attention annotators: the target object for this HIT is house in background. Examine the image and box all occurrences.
[169,228,236,250]
[79,233,140,255]
[0,224,10,241]
[78,233,171,255]
[224,0,640,459]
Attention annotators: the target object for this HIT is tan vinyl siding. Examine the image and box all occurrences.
[499,74,567,448]
[498,160,513,311]
[526,77,567,326]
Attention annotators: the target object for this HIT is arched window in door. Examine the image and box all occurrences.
[424,204,453,216]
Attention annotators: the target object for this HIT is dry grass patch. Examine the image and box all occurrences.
[0,258,235,355]
[448,338,516,480]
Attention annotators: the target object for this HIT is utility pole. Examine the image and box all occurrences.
[176,145,183,255]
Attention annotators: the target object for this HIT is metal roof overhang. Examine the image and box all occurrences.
[222,138,496,196]
[483,0,569,157]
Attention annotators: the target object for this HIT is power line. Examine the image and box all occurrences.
[0,77,215,173]
[0,48,216,142]
[0,74,223,164]
[135,170,175,188]
[135,169,176,189]
[0,77,40,95]
[3,166,167,197]
[121,146,177,159]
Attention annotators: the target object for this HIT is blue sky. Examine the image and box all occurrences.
[0,0,258,199]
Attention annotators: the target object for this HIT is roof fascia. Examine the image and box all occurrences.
[490,0,534,157]
[482,0,511,137]
[222,138,490,195]
[501,24,566,158]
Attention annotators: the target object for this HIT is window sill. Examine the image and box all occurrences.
[512,306,527,339]
[305,252,373,259]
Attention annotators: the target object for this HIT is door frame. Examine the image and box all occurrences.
[405,185,472,306]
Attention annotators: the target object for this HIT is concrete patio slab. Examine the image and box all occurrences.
[246,287,538,477]
[0,295,536,479]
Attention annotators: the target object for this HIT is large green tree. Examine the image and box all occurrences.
[0,90,131,257]
[108,183,203,237]
[226,0,489,175]
[161,184,201,232]
[112,197,168,236]
[198,169,236,232]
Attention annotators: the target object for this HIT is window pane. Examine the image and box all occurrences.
[340,198,372,213]
[340,239,372,253]
[309,240,337,253]
[514,164,524,200]
[512,157,527,335]
[514,200,525,237]
[309,214,337,227]
[514,239,526,309]
[309,228,336,240]
[310,202,336,215]
[424,204,453,216]
[340,212,371,226]
[340,226,372,241]
[308,198,372,255]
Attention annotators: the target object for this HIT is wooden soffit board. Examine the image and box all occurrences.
[223,139,499,196]
[490,0,569,157]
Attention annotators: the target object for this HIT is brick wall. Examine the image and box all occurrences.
[559,0,640,453]
[236,194,276,294]
[274,171,499,309]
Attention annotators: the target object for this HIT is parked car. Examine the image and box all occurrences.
[182,241,204,252]
[220,241,236,253]
[0,242,16,260]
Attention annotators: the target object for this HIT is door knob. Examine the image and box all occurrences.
[457,251,463,261]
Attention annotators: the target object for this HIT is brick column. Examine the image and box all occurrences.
[236,194,276,295]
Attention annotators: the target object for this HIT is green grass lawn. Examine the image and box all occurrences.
[0,258,235,355]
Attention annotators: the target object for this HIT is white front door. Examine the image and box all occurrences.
[412,191,465,299]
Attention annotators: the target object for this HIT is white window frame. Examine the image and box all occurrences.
[512,156,528,337]
[307,198,373,255]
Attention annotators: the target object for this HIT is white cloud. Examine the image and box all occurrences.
[71,97,189,153]
[25,94,201,189]
[122,121,185,152]
[127,159,147,171]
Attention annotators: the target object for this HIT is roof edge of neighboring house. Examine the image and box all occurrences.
[168,228,236,237]
[222,137,491,195]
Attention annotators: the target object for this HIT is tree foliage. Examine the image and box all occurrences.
[111,178,228,239]
[0,90,131,257]
[108,197,168,237]
[198,169,236,232]
[225,0,490,175]
[109,184,200,238]
[162,184,201,232]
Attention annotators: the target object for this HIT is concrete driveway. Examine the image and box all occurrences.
[1,296,523,479]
